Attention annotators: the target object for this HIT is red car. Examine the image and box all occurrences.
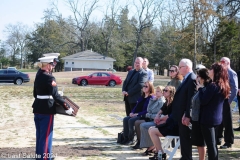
[72,72,122,87]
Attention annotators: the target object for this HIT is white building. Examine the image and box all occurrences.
[61,50,116,71]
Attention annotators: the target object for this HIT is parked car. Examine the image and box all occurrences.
[72,72,122,87]
[0,69,30,85]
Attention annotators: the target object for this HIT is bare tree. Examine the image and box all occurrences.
[130,0,163,66]
[50,0,99,51]
[5,23,30,68]
[100,0,121,57]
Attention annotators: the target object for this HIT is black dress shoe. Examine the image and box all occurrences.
[219,143,232,149]
[234,127,240,131]
[120,138,129,144]
[149,152,166,160]
[149,152,158,160]
[143,147,154,156]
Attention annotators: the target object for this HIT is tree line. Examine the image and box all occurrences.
[0,0,240,72]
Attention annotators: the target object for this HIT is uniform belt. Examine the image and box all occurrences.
[37,95,53,99]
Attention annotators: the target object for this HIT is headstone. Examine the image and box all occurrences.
[164,69,168,76]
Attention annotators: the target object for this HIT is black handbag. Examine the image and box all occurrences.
[117,131,124,143]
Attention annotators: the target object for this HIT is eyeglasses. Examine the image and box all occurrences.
[179,66,186,69]
[143,86,148,88]
[49,62,56,67]
[168,70,175,73]
[163,89,169,92]
[220,60,225,64]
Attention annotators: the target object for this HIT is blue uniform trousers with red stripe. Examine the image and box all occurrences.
[34,114,54,160]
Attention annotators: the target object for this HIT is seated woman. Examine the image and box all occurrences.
[120,81,154,145]
[139,86,176,156]
[132,85,166,149]
[191,68,211,160]
[168,65,183,89]
[148,86,178,160]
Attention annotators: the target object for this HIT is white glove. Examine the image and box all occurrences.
[65,107,74,115]
[58,91,63,96]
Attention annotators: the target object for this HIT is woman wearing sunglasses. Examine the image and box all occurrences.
[168,65,183,89]
[132,85,166,150]
[120,81,154,145]
[148,86,177,160]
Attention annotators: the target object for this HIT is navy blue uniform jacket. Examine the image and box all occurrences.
[32,70,68,114]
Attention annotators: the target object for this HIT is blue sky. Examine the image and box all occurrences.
[0,0,110,41]
[0,0,54,40]
[0,0,135,42]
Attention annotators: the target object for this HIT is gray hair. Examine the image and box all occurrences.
[136,57,143,63]
[221,57,230,64]
[181,58,193,69]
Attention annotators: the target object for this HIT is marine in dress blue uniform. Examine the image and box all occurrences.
[32,56,73,160]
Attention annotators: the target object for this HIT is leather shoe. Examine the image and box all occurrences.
[219,143,232,149]
[233,127,240,131]
[120,138,129,144]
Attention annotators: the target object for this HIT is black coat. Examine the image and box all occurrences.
[32,70,68,114]
[122,68,148,104]
[171,72,197,122]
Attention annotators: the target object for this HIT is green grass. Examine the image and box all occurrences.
[19,69,38,72]
[95,128,109,135]
[77,117,91,125]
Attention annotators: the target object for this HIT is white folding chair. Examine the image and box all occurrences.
[162,136,180,160]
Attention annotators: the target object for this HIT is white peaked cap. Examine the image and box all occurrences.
[195,64,206,70]
[43,53,60,58]
[38,56,57,63]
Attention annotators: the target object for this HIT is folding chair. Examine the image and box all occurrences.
[162,136,180,160]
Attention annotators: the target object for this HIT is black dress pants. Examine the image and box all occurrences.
[201,124,218,160]
[124,96,136,116]
[178,122,192,160]
[217,99,234,144]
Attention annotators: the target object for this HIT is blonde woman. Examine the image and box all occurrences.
[132,86,165,149]
[148,86,177,160]
[33,56,73,159]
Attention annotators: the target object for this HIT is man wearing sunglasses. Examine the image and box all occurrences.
[217,57,238,149]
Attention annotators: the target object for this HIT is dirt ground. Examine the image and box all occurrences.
[0,71,240,160]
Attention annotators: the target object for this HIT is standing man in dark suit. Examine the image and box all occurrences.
[122,57,148,116]
[233,69,240,131]
[217,57,238,149]
[171,58,196,160]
